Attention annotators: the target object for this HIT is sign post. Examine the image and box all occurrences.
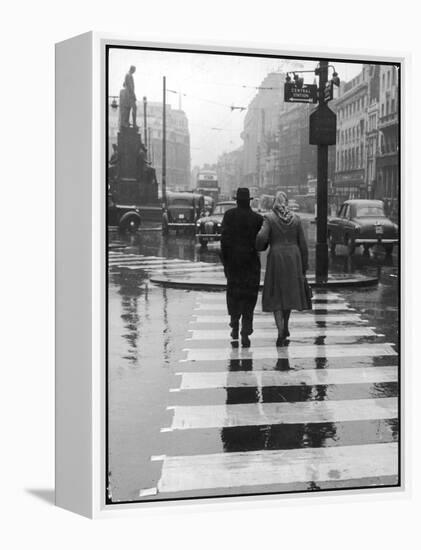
[310,61,337,283]
[284,64,337,283]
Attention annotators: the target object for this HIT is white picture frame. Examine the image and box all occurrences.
[55,32,407,518]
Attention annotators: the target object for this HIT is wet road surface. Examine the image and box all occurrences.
[107,215,399,502]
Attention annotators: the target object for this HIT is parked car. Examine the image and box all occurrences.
[195,201,236,246]
[162,192,205,235]
[258,194,275,214]
[327,199,399,255]
[108,194,142,233]
[288,199,300,212]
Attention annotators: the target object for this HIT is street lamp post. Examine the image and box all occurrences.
[285,63,338,283]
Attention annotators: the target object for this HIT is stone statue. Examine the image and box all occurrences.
[119,66,137,129]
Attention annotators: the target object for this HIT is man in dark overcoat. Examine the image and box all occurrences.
[220,188,263,347]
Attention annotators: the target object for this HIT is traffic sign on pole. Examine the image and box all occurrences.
[309,104,337,145]
[284,83,318,103]
[324,81,334,102]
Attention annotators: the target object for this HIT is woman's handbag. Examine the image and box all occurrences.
[303,276,313,310]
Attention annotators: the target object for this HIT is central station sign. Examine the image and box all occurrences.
[284,83,318,103]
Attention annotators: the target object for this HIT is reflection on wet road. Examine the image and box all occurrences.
[107,217,399,502]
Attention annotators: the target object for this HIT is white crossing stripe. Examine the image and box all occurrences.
[108,258,190,265]
[194,303,354,312]
[191,314,369,325]
[154,442,398,493]
[110,261,203,269]
[181,343,396,362]
[173,366,398,390]
[109,252,140,257]
[187,327,378,340]
[150,266,223,274]
[164,397,397,430]
[196,292,343,302]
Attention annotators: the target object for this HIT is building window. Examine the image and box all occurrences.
[382,73,385,89]
[391,98,395,113]
[387,71,391,88]
[381,104,385,117]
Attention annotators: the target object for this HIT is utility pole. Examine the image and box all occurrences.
[148,127,152,163]
[143,96,148,149]
[315,60,329,283]
[285,62,337,283]
[162,76,167,207]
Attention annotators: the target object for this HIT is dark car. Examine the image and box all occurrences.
[195,201,236,246]
[162,192,205,235]
[327,199,399,255]
[108,194,142,233]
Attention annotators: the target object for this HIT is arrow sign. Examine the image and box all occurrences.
[284,83,318,103]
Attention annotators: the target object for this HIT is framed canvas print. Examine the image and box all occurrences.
[55,33,406,518]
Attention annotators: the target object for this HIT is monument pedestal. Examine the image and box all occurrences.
[113,127,159,208]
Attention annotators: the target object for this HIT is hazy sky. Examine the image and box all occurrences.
[109,48,362,167]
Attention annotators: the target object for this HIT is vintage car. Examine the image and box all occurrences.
[162,191,205,235]
[108,193,142,233]
[195,201,236,246]
[327,199,399,255]
[258,194,275,214]
[288,199,300,212]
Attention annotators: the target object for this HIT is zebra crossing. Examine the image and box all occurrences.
[143,289,399,498]
[109,251,224,276]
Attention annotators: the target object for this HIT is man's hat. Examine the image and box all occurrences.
[235,187,252,201]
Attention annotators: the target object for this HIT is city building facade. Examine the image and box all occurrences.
[241,72,284,190]
[334,66,371,202]
[376,64,399,219]
[216,148,244,199]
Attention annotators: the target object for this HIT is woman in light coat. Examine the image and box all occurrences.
[256,191,310,346]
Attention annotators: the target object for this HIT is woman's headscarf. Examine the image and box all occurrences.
[272,191,294,224]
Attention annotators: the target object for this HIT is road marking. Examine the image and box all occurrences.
[163,397,397,430]
[110,262,204,271]
[172,366,398,390]
[150,266,223,274]
[138,487,158,497]
[191,314,369,325]
[187,327,377,340]
[194,303,354,312]
[155,442,398,493]
[108,259,193,266]
[195,292,342,301]
[180,343,396,362]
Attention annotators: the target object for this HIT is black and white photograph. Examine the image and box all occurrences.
[106,45,400,504]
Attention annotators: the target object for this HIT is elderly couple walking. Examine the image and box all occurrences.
[220,187,311,348]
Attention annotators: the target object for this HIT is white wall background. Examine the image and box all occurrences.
[0,0,419,546]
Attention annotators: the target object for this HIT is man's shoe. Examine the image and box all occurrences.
[276,336,286,347]
[230,328,239,340]
[241,335,251,348]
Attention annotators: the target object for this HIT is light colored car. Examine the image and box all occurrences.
[327,199,399,255]
[288,199,300,212]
